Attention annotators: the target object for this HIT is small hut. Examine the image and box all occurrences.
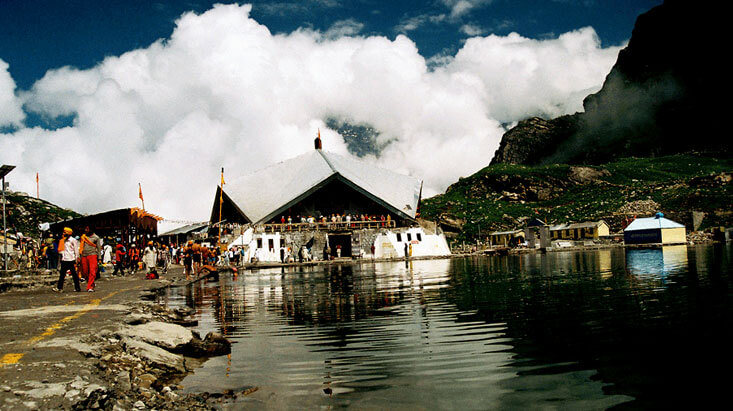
[624,213,686,245]
[550,220,610,240]
[489,230,525,247]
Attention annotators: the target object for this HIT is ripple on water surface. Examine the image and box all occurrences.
[160,246,732,409]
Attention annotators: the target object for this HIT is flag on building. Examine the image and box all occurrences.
[139,183,145,210]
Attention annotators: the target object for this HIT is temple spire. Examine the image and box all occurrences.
[314,129,322,150]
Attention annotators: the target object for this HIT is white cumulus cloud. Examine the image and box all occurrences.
[0,3,621,225]
[0,59,25,127]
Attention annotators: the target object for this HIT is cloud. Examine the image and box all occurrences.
[0,59,25,128]
[254,0,339,16]
[0,4,620,225]
[444,27,621,123]
[460,23,485,36]
[395,13,448,33]
[396,0,491,33]
[322,19,364,39]
[395,1,494,35]
[441,0,493,19]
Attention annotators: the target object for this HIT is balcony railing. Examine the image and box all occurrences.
[260,220,396,233]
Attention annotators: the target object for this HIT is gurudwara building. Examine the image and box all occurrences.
[210,141,451,262]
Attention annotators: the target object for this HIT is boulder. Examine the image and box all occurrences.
[117,321,195,352]
[185,332,231,357]
[568,166,610,184]
[121,338,186,374]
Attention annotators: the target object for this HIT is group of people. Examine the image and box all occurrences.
[52,226,104,292]
[173,241,239,280]
[15,227,250,291]
[49,227,173,292]
[276,213,392,227]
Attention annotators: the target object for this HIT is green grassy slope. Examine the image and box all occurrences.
[420,155,732,242]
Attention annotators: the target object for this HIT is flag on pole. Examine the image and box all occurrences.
[218,168,225,242]
[36,172,39,198]
[138,183,145,210]
[219,168,225,206]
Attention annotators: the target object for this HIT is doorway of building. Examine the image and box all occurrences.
[328,234,352,258]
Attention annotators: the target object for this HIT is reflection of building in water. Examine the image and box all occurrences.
[515,249,621,279]
[211,144,451,263]
[186,260,455,332]
[598,249,613,278]
[278,260,453,326]
[626,245,688,277]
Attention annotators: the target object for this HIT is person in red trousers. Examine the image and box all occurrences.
[79,226,102,292]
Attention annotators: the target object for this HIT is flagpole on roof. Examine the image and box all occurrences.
[139,183,145,211]
[218,167,225,245]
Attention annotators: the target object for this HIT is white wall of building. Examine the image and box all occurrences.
[231,226,451,263]
[373,227,451,259]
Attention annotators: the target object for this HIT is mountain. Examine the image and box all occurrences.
[1,191,80,239]
[421,155,732,241]
[491,0,727,166]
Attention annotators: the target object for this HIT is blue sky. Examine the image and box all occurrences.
[1,0,661,89]
[0,0,662,220]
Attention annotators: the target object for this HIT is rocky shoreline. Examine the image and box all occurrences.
[69,300,240,410]
[0,268,253,410]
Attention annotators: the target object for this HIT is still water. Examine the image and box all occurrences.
[158,245,732,409]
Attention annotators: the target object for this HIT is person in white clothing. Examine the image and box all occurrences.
[53,227,80,292]
[143,241,157,279]
[102,243,112,265]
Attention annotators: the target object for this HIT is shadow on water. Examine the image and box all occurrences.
[159,245,733,409]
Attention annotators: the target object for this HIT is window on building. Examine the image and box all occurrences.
[407,233,412,241]
[268,238,275,250]
[280,239,285,247]
[257,238,263,249]
[396,233,402,242]
[416,233,422,241]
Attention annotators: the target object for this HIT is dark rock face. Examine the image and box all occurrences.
[325,117,388,158]
[492,0,727,165]
[490,116,579,165]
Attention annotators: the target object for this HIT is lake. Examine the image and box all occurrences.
[158,244,732,409]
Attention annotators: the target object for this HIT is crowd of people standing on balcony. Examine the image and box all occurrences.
[274,213,392,227]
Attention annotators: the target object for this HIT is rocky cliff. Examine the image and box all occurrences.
[491,0,727,166]
[490,115,579,165]
[2,191,79,239]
